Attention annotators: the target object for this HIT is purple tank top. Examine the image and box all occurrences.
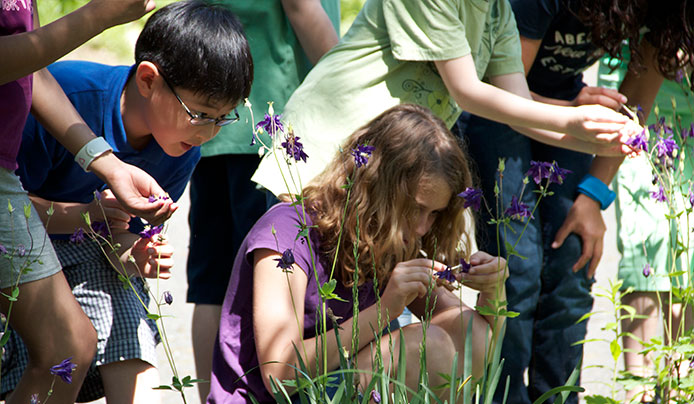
[0,0,34,171]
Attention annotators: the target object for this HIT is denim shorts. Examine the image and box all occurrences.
[0,168,61,288]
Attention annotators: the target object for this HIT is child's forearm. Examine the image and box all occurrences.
[28,194,94,235]
[281,0,339,65]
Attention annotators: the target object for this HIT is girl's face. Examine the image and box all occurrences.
[411,176,452,238]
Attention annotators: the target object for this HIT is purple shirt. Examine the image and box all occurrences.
[0,0,33,170]
[208,203,379,403]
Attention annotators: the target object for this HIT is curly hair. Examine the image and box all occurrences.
[301,104,475,287]
[574,0,694,80]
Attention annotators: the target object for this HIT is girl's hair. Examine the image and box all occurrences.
[303,104,475,287]
[574,0,694,80]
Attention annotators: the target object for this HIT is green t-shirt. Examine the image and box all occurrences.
[199,0,340,157]
[253,0,523,196]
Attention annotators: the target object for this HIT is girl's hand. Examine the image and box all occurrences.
[566,104,629,144]
[87,189,131,230]
[381,259,445,318]
[572,86,627,110]
[128,234,174,279]
[456,252,507,294]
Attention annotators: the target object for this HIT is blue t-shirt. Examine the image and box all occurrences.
[16,61,200,235]
[511,0,602,100]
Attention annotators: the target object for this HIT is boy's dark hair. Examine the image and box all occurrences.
[135,0,253,105]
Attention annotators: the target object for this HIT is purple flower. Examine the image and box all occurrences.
[255,113,284,137]
[435,266,457,283]
[689,189,694,208]
[274,248,295,271]
[370,389,381,403]
[139,224,163,239]
[163,291,173,305]
[549,162,572,185]
[69,228,86,244]
[505,195,533,221]
[281,135,308,163]
[650,185,667,203]
[459,258,471,274]
[16,245,25,257]
[30,394,39,404]
[351,144,375,168]
[49,357,77,384]
[643,263,652,278]
[148,195,157,203]
[683,124,694,139]
[676,69,685,84]
[649,117,673,136]
[91,221,110,238]
[655,135,679,160]
[525,161,553,184]
[458,187,483,211]
[626,128,649,153]
[0,244,7,255]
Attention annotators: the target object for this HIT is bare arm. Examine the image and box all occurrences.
[281,0,339,65]
[0,0,155,85]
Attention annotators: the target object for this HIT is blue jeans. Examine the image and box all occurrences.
[458,115,595,404]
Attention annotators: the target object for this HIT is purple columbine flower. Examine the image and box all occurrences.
[70,228,86,244]
[435,266,457,283]
[650,185,667,203]
[643,263,652,278]
[689,189,694,208]
[370,389,381,403]
[139,224,163,239]
[148,195,157,203]
[255,113,284,137]
[458,187,483,211]
[91,221,110,238]
[50,357,77,384]
[274,248,295,270]
[649,117,673,136]
[281,134,308,163]
[505,195,533,221]
[525,161,553,185]
[655,135,678,160]
[626,128,649,153]
[549,162,572,185]
[163,291,173,305]
[683,123,694,139]
[0,244,7,255]
[351,144,375,168]
[16,245,25,258]
[460,258,471,274]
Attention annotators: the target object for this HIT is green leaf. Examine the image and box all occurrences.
[153,385,174,390]
[584,395,620,404]
[0,329,12,347]
[497,308,520,318]
[146,313,161,321]
[530,385,584,404]
[609,339,621,362]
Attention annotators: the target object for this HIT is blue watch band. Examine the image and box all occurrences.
[577,174,616,210]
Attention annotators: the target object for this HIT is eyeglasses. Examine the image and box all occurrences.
[161,74,239,127]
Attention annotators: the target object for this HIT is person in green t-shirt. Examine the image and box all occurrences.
[250,0,643,198]
[184,1,340,401]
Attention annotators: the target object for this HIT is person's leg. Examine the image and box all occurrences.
[529,143,593,404]
[621,291,659,403]
[461,115,541,404]
[187,154,267,402]
[100,359,160,404]
[0,170,96,403]
[2,273,97,404]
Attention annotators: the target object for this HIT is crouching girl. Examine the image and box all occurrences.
[208,104,507,403]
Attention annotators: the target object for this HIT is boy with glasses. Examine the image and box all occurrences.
[1,1,252,402]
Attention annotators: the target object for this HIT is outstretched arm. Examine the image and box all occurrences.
[434,55,633,156]
[281,0,339,65]
[0,0,155,85]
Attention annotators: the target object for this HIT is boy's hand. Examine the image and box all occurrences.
[129,234,173,279]
[456,252,507,294]
[88,189,130,230]
[89,153,177,226]
[567,104,629,144]
[381,259,443,319]
[88,0,156,28]
[572,86,627,111]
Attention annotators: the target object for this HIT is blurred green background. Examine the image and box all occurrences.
[40,0,366,64]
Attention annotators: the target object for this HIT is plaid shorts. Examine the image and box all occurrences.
[1,239,160,402]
